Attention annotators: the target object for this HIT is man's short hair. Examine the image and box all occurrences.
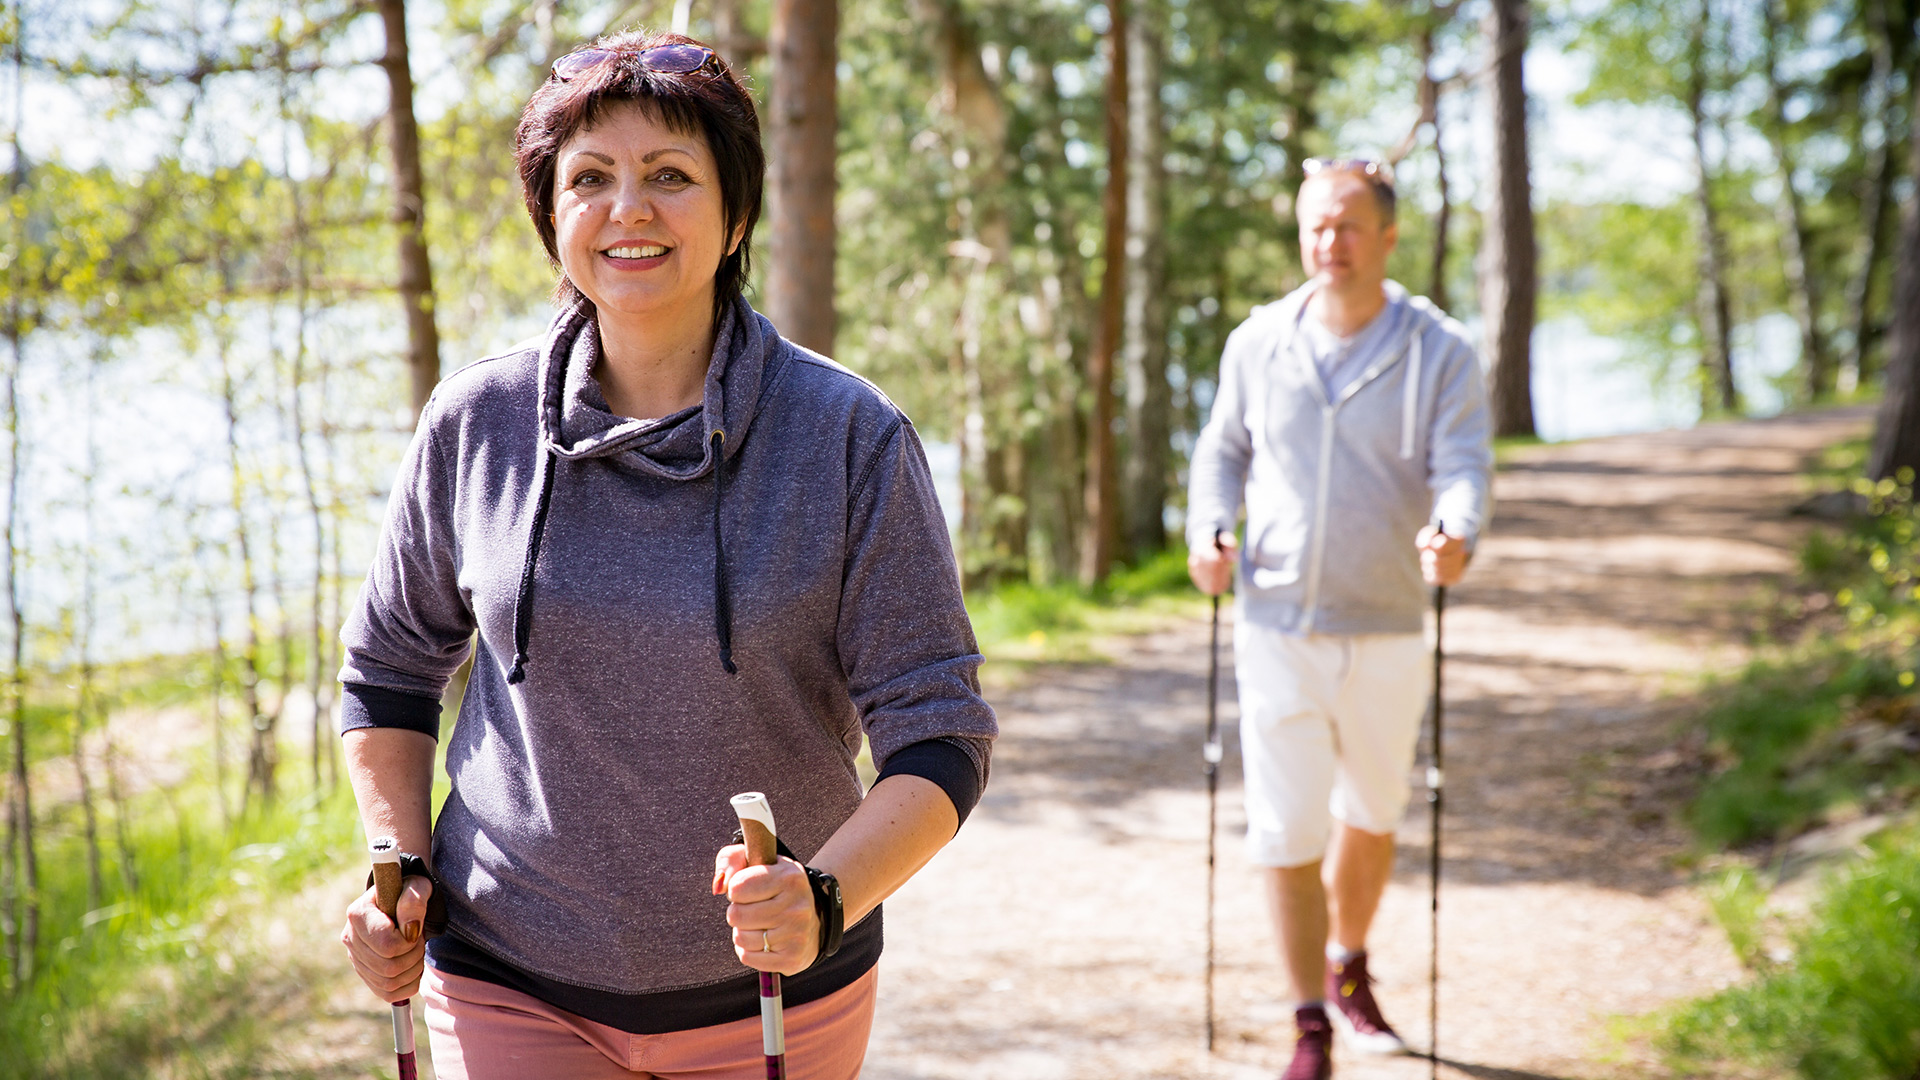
[1301,158,1396,224]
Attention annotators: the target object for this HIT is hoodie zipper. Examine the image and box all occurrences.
[1287,295,1422,632]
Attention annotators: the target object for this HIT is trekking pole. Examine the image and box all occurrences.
[1426,582,1446,1080]
[369,837,420,1080]
[731,792,787,1080]
[1204,588,1223,1053]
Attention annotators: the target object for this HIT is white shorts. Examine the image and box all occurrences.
[1235,622,1430,868]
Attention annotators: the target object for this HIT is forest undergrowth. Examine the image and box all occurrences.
[1658,439,1920,1080]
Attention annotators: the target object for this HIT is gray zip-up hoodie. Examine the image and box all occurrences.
[1186,280,1493,635]
[338,298,995,1020]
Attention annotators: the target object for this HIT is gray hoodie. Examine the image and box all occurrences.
[1186,280,1493,635]
[338,298,995,1023]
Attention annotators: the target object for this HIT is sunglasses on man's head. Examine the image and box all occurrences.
[549,43,720,82]
[1303,157,1396,190]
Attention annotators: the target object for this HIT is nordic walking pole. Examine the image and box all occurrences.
[369,837,420,1080]
[1426,580,1447,1080]
[1203,531,1226,1053]
[731,792,787,1080]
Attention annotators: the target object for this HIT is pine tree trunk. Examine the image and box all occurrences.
[1082,0,1128,586]
[1419,22,1453,314]
[1121,0,1168,562]
[1688,0,1736,414]
[1762,0,1829,402]
[376,0,442,423]
[766,0,838,355]
[1478,0,1537,438]
[1867,78,1920,482]
[1844,0,1897,395]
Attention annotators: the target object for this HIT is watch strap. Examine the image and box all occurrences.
[804,865,844,966]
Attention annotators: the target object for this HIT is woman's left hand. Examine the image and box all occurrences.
[713,846,821,976]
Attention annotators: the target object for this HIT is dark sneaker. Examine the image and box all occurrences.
[1325,952,1410,1055]
[1281,1005,1333,1080]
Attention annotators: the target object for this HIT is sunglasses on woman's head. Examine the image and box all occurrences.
[550,43,720,82]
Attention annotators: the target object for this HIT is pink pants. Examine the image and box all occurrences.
[420,965,878,1080]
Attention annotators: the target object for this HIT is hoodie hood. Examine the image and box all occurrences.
[537,294,779,478]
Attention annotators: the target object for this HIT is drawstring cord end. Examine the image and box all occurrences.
[506,658,527,684]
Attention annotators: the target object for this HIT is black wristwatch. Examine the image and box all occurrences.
[804,865,843,964]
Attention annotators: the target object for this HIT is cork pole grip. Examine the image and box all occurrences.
[731,792,779,866]
[371,837,405,924]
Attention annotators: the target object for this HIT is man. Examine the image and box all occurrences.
[1186,158,1492,1080]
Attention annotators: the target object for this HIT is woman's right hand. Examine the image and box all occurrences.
[341,876,434,1003]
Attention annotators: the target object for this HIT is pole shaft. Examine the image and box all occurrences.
[1429,585,1445,1079]
[1203,592,1222,1052]
[732,794,787,1080]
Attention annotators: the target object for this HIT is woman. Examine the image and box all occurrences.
[338,31,995,1080]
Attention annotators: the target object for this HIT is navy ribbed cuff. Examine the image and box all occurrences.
[339,682,443,739]
[876,738,983,826]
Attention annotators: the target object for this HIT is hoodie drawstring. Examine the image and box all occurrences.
[711,430,738,674]
[507,448,560,685]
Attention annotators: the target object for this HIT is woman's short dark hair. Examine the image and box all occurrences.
[514,31,764,321]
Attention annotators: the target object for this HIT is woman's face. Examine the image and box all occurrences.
[551,101,738,326]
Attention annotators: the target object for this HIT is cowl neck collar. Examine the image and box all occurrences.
[537,295,778,479]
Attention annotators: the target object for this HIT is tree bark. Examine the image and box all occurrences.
[1843,0,1897,395]
[1761,0,1829,402]
[765,0,838,355]
[1082,0,1128,586]
[1478,0,1537,437]
[1867,76,1920,482]
[1687,0,1736,414]
[1121,0,1168,561]
[3,8,35,989]
[376,0,442,424]
[1421,22,1453,314]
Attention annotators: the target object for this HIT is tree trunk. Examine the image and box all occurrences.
[1421,22,1453,314]
[218,300,275,811]
[3,11,36,986]
[1762,0,1829,402]
[1687,0,1736,415]
[73,352,103,910]
[376,0,442,423]
[1025,56,1089,585]
[1082,0,1127,586]
[765,0,837,355]
[1844,0,1897,396]
[1121,0,1168,562]
[1477,0,1537,438]
[1867,77,1920,482]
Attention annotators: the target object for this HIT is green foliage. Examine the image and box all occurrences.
[965,546,1201,663]
[1662,822,1920,1080]
[1688,463,1920,848]
[1,774,361,1079]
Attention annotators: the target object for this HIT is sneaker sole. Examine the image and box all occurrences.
[1326,1001,1411,1056]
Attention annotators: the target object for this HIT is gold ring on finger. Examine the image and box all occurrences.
[762,930,772,953]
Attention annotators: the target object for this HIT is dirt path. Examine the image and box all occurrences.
[862,407,1873,1080]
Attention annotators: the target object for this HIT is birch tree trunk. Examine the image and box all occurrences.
[1121,0,1169,561]
[766,0,838,355]
[1868,77,1920,482]
[1477,0,1537,438]
[1082,0,1127,586]
[376,0,442,423]
[1688,0,1736,414]
[1761,0,1829,402]
[3,7,35,990]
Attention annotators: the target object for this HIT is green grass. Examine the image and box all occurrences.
[2,769,363,1079]
[965,547,1209,667]
[1661,821,1920,1079]
[1656,446,1920,1078]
